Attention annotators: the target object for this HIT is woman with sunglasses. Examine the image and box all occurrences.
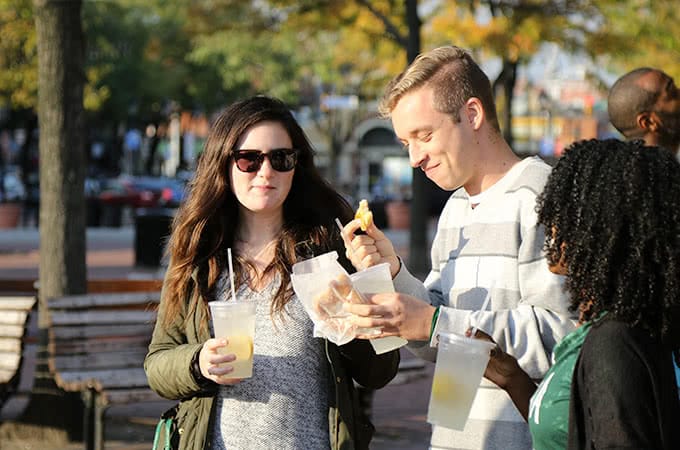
[144,95,399,450]
[472,139,680,449]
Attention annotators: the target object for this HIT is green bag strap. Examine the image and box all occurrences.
[152,417,173,450]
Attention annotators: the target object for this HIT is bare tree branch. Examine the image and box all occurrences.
[355,0,408,48]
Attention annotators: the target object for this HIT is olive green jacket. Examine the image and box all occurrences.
[144,279,400,450]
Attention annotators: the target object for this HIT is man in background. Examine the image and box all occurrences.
[608,67,680,152]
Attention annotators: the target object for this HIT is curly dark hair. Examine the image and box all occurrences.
[536,138,680,345]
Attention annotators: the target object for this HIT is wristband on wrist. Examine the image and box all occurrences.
[429,306,441,342]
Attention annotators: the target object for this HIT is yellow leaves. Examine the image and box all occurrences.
[83,65,111,111]
[0,1,35,64]
[591,0,680,83]
[429,7,540,62]
[0,0,36,108]
[84,84,111,112]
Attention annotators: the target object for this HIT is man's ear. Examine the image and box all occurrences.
[636,111,660,133]
[464,97,484,130]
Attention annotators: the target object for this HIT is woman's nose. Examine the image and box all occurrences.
[257,156,275,176]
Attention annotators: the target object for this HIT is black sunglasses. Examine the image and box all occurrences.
[232,148,299,173]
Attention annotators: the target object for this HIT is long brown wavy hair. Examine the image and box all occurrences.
[160,96,354,328]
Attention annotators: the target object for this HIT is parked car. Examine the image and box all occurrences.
[98,175,187,209]
[95,175,188,227]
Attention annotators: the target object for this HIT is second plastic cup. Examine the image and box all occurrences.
[349,263,407,355]
[427,332,496,430]
[208,300,256,378]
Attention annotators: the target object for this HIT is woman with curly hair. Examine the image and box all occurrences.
[144,95,399,450]
[473,138,680,449]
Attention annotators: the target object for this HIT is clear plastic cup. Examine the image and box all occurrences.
[350,263,408,355]
[208,301,256,378]
[427,332,496,430]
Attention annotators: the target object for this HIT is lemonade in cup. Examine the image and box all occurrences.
[208,300,256,378]
[427,332,495,430]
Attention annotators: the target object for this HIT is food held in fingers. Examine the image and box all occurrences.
[355,199,374,231]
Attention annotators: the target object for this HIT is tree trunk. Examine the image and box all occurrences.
[324,110,343,186]
[22,0,87,440]
[328,132,341,186]
[493,58,517,148]
[35,0,87,315]
[405,0,429,277]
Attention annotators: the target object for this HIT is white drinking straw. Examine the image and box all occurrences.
[334,218,344,236]
[227,247,236,302]
[469,287,492,337]
[335,217,366,270]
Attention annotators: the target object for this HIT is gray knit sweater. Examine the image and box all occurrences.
[210,274,330,450]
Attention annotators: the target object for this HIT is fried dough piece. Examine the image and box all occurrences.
[313,273,365,319]
[354,199,374,231]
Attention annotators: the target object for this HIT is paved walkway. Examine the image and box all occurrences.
[0,225,436,449]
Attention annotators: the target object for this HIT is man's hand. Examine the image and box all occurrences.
[340,218,400,277]
[343,292,435,341]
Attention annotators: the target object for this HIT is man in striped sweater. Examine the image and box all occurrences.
[342,46,575,449]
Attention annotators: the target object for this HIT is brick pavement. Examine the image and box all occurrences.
[0,226,435,449]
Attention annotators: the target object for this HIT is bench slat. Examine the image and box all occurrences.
[0,311,28,326]
[50,310,156,326]
[0,324,25,339]
[0,279,161,294]
[0,338,21,353]
[52,349,148,371]
[0,367,16,384]
[0,297,36,310]
[52,324,154,340]
[0,352,20,371]
[54,368,149,392]
[51,335,150,355]
[48,292,160,309]
[84,279,162,294]
[105,388,163,405]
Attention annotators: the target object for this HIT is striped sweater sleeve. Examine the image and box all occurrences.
[394,158,576,378]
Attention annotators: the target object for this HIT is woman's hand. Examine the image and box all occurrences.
[465,328,522,390]
[466,328,536,421]
[198,338,242,386]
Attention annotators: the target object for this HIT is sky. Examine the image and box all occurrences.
[482,43,619,88]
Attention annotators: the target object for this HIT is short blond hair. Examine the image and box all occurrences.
[379,45,500,132]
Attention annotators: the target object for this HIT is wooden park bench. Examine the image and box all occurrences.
[0,278,162,296]
[0,295,38,421]
[46,289,163,450]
